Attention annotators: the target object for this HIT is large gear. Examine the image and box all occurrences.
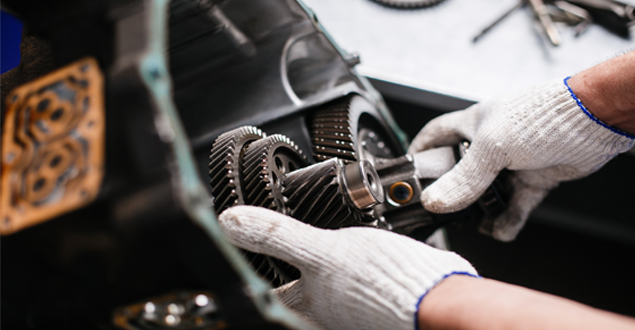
[209,126,289,287]
[310,98,357,162]
[369,0,447,9]
[208,126,265,212]
[241,134,308,286]
[209,125,388,286]
[310,94,397,163]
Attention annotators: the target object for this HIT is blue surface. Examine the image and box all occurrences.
[1,11,23,74]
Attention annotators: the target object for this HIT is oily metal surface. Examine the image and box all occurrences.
[242,134,306,211]
[208,125,264,212]
[283,158,371,229]
[241,134,307,286]
[209,126,293,287]
[310,97,357,162]
[310,94,397,163]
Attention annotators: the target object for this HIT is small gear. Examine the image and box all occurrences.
[369,0,447,9]
[241,134,308,286]
[242,134,307,211]
[208,126,264,212]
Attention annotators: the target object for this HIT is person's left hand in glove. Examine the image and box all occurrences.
[218,205,635,330]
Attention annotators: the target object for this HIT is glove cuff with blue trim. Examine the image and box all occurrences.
[479,77,635,241]
[219,206,478,330]
[408,77,634,242]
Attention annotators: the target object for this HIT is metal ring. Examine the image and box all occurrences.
[389,181,414,204]
[342,159,385,209]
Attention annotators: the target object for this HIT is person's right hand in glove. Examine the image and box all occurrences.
[219,205,635,330]
[409,51,635,241]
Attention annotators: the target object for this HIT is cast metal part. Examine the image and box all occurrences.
[113,291,223,330]
[1,57,105,235]
[310,94,396,162]
[242,134,307,211]
[282,158,380,229]
[208,126,264,212]
[369,0,447,9]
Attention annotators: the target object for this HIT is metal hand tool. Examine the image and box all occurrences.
[551,1,593,36]
[529,0,563,45]
[473,0,525,42]
[564,0,635,38]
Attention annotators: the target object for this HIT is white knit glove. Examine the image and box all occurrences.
[219,205,478,330]
[409,78,635,241]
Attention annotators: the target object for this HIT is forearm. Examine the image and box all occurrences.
[418,275,635,330]
[568,50,635,135]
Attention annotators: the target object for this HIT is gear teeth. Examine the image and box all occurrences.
[209,127,307,287]
[208,126,264,212]
[242,134,306,210]
[230,133,307,286]
[283,158,365,229]
[310,96,358,162]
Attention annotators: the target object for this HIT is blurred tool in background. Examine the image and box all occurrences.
[369,0,448,9]
[473,0,635,45]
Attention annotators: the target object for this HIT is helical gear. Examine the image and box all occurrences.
[208,126,264,212]
[242,134,307,211]
[241,134,308,286]
[209,126,291,286]
[210,126,383,286]
[282,158,372,229]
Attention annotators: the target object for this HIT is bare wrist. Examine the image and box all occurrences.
[568,51,635,135]
[417,275,635,330]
